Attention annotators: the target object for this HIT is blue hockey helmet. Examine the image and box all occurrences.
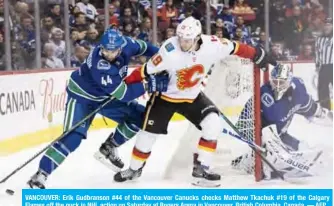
[99,28,125,51]
[270,64,293,100]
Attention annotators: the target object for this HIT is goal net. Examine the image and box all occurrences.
[164,55,263,182]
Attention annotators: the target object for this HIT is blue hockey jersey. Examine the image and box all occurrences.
[67,37,158,103]
[240,77,318,135]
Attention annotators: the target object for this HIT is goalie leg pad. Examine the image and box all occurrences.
[280,133,300,151]
[130,130,157,170]
[231,152,255,174]
[262,126,321,178]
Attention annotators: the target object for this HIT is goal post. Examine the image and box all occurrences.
[254,65,262,182]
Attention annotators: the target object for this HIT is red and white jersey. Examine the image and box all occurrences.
[145,35,235,103]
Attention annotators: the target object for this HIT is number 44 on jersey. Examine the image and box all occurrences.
[101,75,113,86]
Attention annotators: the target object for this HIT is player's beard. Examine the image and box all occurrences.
[102,48,121,62]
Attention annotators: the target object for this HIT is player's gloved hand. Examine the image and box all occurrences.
[145,71,169,93]
[314,104,333,120]
[253,47,277,71]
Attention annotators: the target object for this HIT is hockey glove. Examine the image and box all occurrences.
[145,71,169,93]
[253,47,277,71]
[314,104,333,121]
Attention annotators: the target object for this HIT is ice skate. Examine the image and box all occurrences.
[192,153,221,187]
[27,170,48,189]
[114,166,144,182]
[94,133,124,172]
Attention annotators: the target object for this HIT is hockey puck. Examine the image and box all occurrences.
[5,189,14,196]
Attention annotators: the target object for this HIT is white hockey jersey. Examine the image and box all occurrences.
[145,35,235,103]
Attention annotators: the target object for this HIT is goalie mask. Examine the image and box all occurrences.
[270,64,292,100]
[176,17,202,52]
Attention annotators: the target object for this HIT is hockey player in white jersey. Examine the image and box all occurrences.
[110,16,276,187]
[231,64,332,179]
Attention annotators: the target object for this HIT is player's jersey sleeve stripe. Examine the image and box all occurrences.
[140,63,148,78]
[110,81,127,100]
[135,39,148,56]
[298,96,312,113]
[231,41,240,55]
[68,78,108,101]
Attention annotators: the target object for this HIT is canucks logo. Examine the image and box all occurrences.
[97,60,111,70]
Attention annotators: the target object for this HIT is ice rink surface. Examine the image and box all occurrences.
[0,117,332,206]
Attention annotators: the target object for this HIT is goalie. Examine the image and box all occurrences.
[231,64,332,179]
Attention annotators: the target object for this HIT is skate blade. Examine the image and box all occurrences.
[191,177,221,188]
[26,181,45,189]
[93,151,122,172]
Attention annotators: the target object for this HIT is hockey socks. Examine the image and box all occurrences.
[113,131,156,182]
[39,132,83,175]
[112,122,140,146]
[129,130,156,170]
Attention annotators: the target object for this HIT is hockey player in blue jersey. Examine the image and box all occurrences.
[232,64,332,178]
[27,28,168,188]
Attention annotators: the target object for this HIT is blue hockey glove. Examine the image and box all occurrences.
[145,71,169,93]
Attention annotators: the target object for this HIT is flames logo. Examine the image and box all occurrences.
[176,64,204,90]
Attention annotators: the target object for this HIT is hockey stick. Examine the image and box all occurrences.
[219,113,286,181]
[0,97,114,184]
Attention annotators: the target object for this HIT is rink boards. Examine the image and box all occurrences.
[0,62,326,155]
